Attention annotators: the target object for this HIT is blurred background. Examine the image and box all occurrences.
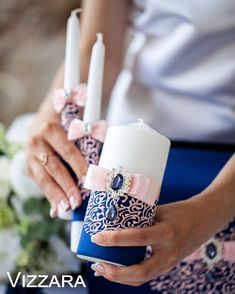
[0,0,81,126]
[0,2,90,293]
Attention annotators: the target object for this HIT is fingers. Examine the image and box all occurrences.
[91,254,164,286]
[31,138,81,209]
[27,131,82,210]
[46,156,82,209]
[29,157,69,217]
[91,223,169,247]
[39,121,87,179]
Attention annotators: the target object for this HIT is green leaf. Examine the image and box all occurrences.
[0,205,15,228]
[23,198,41,215]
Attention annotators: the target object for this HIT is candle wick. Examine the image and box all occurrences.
[96,33,103,42]
[137,118,144,124]
[71,8,82,16]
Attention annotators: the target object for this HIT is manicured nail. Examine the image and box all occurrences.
[70,195,79,210]
[94,272,101,277]
[59,200,69,211]
[91,263,105,274]
[50,207,57,218]
[91,233,104,244]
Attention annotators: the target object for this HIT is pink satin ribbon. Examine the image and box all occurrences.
[84,164,160,206]
[68,119,108,143]
[184,241,235,263]
[53,83,87,113]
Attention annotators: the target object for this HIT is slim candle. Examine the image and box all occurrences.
[70,33,105,253]
[64,9,81,90]
[83,33,105,123]
[58,8,81,221]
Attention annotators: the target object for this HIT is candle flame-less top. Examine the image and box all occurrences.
[64,10,80,90]
[99,120,170,185]
[83,33,105,123]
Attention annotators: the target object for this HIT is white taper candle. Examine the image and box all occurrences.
[64,9,80,90]
[83,33,105,123]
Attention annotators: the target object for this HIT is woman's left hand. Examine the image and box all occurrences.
[90,195,216,286]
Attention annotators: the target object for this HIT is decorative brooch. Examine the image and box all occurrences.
[104,167,131,221]
[200,238,222,269]
[84,164,160,222]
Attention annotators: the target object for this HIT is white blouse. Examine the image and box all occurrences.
[107,0,235,143]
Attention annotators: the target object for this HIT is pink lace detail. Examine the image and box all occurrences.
[149,219,235,293]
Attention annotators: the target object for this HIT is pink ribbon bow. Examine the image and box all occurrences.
[84,164,160,206]
[53,83,87,113]
[68,119,108,143]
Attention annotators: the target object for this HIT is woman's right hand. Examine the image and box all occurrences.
[25,112,87,218]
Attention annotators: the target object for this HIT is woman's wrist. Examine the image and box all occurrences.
[189,187,234,241]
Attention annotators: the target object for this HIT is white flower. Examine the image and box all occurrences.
[0,156,11,182]
[0,156,11,200]
[10,150,42,201]
[0,228,21,282]
[0,180,11,201]
[6,114,36,146]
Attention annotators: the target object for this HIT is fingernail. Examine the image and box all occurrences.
[91,263,105,274]
[94,272,101,277]
[70,195,79,210]
[91,233,104,244]
[81,176,86,184]
[50,207,57,218]
[59,200,69,211]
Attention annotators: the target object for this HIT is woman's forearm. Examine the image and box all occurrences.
[191,153,235,237]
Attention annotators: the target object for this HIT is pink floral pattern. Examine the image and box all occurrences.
[61,103,102,200]
[61,102,80,131]
[149,219,235,293]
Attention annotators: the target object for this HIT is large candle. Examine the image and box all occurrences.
[64,9,81,90]
[99,119,170,184]
[78,120,170,265]
[83,33,105,123]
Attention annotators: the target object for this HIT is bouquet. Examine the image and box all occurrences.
[0,119,79,283]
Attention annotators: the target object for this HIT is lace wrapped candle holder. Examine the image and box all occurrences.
[53,84,87,220]
[77,164,159,266]
[53,84,87,131]
[67,119,107,252]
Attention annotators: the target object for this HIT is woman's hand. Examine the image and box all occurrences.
[26,112,87,218]
[90,196,220,286]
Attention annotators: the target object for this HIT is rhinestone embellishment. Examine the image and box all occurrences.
[206,243,217,259]
[111,173,124,191]
[200,238,222,269]
[84,123,92,134]
[104,167,131,222]
[105,167,131,198]
[106,202,118,221]
[63,89,72,98]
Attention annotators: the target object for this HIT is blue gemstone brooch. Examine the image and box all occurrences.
[104,167,131,221]
[200,237,222,269]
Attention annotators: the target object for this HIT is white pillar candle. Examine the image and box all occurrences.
[64,9,81,90]
[83,33,105,123]
[99,119,171,186]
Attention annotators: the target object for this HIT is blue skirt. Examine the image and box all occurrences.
[86,142,235,294]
